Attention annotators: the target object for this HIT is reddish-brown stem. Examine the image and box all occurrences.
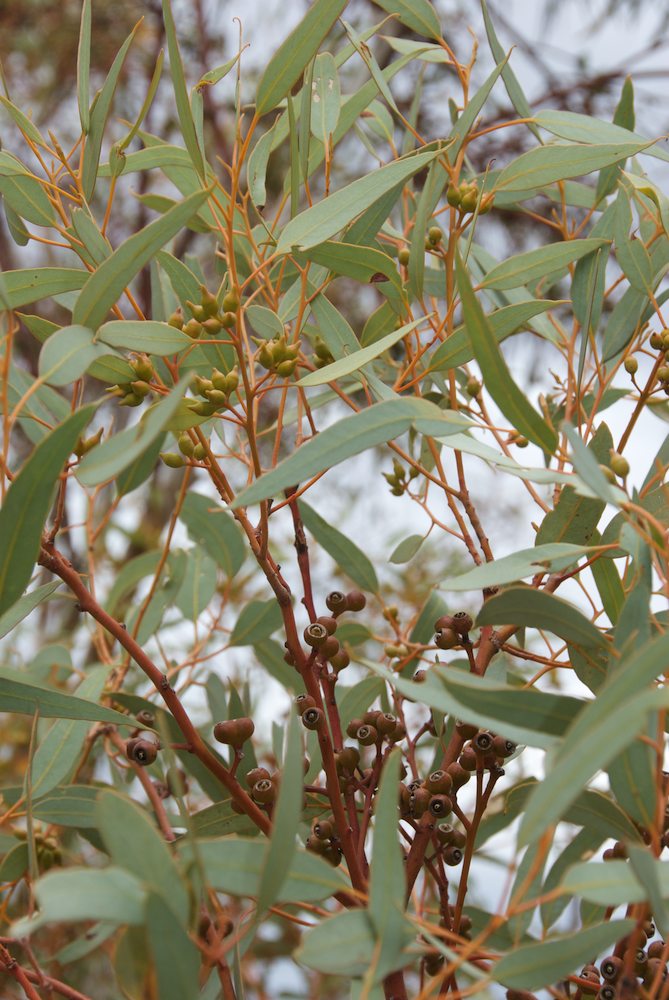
[285,487,317,622]
[38,542,271,835]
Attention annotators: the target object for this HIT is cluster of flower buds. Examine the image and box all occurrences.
[254,333,300,377]
[383,458,419,496]
[185,367,240,420]
[649,328,669,396]
[73,426,103,458]
[305,814,342,867]
[169,286,239,340]
[312,335,334,369]
[106,355,156,408]
[446,179,494,214]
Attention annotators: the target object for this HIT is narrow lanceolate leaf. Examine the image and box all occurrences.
[481,238,609,291]
[370,0,441,40]
[496,140,654,192]
[77,378,190,486]
[369,749,411,977]
[256,0,348,115]
[481,0,539,139]
[73,187,211,330]
[161,0,205,177]
[0,406,95,615]
[0,267,87,309]
[627,844,669,939]
[38,325,107,386]
[0,582,60,640]
[299,501,379,592]
[146,893,200,1000]
[310,52,340,143]
[82,22,140,200]
[0,153,56,227]
[535,108,669,163]
[231,398,469,508]
[560,859,669,909]
[229,600,283,646]
[298,317,426,387]
[277,146,443,252]
[476,587,607,649]
[456,253,557,454]
[494,920,635,991]
[77,0,92,133]
[0,670,135,726]
[518,633,669,846]
[296,910,377,976]
[179,493,245,579]
[97,320,191,355]
[257,714,303,914]
[441,542,592,592]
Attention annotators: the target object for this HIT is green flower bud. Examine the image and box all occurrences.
[160,452,186,468]
[183,319,203,339]
[398,247,411,266]
[167,309,184,330]
[222,290,240,312]
[178,433,195,457]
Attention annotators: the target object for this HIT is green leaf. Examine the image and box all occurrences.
[299,240,403,292]
[496,141,655,193]
[481,238,609,291]
[0,267,87,309]
[518,633,669,846]
[175,548,217,620]
[310,52,340,143]
[181,837,348,902]
[0,582,60,640]
[256,0,348,115]
[82,22,140,200]
[0,406,94,615]
[562,423,622,505]
[442,542,590,592]
[481,0,539,139]
[494,920,635,990]
[73,188,211,330]
[232,398,468,508]
[370,0,441,40]
[298,500,379,592]
[146,893,200,1000]
[190,799,257,838]
[247,122,277,209]
[32,786,100,828]
[389,533,424,564]
[276,146,442,252]
[11,867,146,937]
[77,378,190,487]
[77,0,92,133]
[298,316,425,387]
[179,493,245,578]
[627,845,669,939]
[337,676,384,731]
[0,671,134,726]
[0,154,56,227]
[229,599,283,646]
[608,735,656,830]
[476,587,607,649]
[30,670,107,800]
[296,910,377,976]
[536,424,611,546]
[535,108,669,163]
[0,95,49,150]
[38,325,107,386]
[161,0,205,177]
[96,789,188,922]
[560,859,669,907]
[456,253,556,454]
[257,713,303,914]
[430,299,561,372]
[369,749,411,978]
[97,320,191,355]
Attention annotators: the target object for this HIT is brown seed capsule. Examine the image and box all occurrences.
[320,636,341,660]
[135,709,156,728]
[648,940,666,959]
[335,746,360,773]
[345,590,366,612]
[443,844,463,866]
[425,770,453,795]
[600,956,623,982]
[295,693,317,716]
[458,748,478,771]
[413,669,427,683]
[346,717,364,739]
[302,707,323,731]
[356,724,378,747]
[450,829,466,849]
[304,622,329,648]
[435,627,458,650]
[645,957,668,984]
[447,762,471,788]
[424,953,445,976]
[330,649,351,671]
[429,794,453,817]
[436,824,455,844]
[410,787,431,818]
[252,778,276,804]
[323,844,343,867]
[376,713,398,736]
[388,722,407,743]
[126,737,158,766]
[472,731,494,754]
[316,615,338,635]
[492,735,517,757]
[306,834,329,855]
[362,709,382,726]
[451,611,473,634]
[245,766,271,788]
[312,817,334,840]
[455,720,478,740]
[325,591,348,615]
[435,614,456,631]
[213,717,255,749]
